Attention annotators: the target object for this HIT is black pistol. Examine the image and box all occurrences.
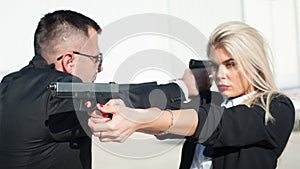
[188,59,213,97]
[189,59,212,69]
[48,82,119,111]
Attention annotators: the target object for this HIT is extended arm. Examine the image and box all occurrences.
[88,99,198,142]
[87,67,211,142]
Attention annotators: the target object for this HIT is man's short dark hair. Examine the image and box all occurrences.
[34,10,101,57]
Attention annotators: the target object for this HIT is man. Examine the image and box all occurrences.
[0,10,190,169]
[0,10,101,169]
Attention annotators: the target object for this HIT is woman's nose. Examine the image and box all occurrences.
[216,65,226,79]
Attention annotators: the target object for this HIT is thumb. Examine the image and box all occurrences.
[97,99,125,114]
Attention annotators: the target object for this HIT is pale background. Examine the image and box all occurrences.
[0,0,299,169]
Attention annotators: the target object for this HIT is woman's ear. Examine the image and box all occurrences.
[61,53,76,74]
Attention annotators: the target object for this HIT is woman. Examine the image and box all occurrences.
[88,21,295,169]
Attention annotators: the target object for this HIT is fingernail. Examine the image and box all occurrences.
[85,101,91,108]
[105,119,111,122]
[99,104,104,108]
[103,113,108,118]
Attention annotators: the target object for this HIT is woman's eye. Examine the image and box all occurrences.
[225,61,235,68]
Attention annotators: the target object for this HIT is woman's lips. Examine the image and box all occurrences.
[218,84,230,91]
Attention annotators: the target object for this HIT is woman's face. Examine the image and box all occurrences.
[211,47,255,98]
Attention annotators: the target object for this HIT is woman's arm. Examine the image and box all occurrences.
[88,99,198,142]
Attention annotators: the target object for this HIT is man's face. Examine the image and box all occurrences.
[73,28,101,82]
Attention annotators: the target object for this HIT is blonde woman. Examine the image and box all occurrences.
[88,21,295,169]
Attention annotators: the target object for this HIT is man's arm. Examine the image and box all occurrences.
[116,82,186,110]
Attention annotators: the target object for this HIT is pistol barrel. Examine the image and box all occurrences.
[48,82,119,98]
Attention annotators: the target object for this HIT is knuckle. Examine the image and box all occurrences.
[91,125,98,132]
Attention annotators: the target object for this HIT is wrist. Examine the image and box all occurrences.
[156,109,174,135]
[174,80,192,102]
[138,107,172,133]
[134,107,161,131]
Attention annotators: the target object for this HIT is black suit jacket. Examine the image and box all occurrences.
[179,91,223,169]
[179,92,294,169]
[0,56,91,169]
[0,56,185,169]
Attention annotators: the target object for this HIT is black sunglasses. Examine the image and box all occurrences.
[57,51,103,64]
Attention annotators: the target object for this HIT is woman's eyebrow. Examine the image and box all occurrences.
[222,58,235,64]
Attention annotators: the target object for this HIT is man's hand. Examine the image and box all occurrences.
[182,68,211,97]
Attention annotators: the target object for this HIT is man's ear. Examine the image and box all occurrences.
[61,53,76,74]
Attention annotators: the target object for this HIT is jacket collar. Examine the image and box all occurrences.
[221,91,256,108]
[29,55,55,69]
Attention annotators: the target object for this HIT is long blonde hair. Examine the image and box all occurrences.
[207,21,279,123]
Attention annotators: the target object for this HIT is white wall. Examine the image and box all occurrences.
[1,0,298,88]
[243,0,300,89]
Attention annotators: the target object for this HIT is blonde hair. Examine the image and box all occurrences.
[207,21,279,123]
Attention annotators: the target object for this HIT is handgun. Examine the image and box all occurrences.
[48,82,119,111]
[189,59,212,69]
[189,59,214,92]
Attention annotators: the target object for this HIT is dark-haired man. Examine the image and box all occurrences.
[0,9,212,169]
[0,10,102,169]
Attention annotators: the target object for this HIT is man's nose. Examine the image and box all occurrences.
[97,65,103,73]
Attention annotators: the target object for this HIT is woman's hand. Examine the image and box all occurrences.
[87,99,199,142]
[88,99,162,142]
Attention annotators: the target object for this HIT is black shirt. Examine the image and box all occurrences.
[0,56,90,169]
